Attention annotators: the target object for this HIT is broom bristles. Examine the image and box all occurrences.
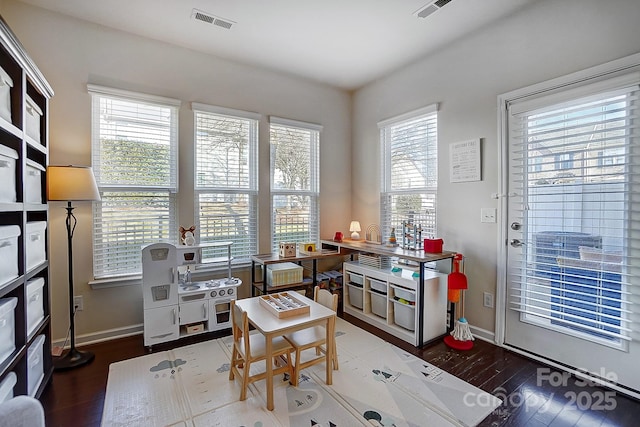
[451,318,474,342]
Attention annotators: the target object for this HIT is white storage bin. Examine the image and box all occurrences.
[0,372,16,403]
[267,262,303,286]
[0,297,17,365]
[0,145,17,203]
[25,95,43,143]
[370,290,386,318]
[0,225,20,286]
[347,272,363,286]
[392,299,415,331]
[391,284,416,303]
[26,277,45,335]
[369,278,387,294]
[27,334,45,396]
[0,66,13,123]
[346,282,363,309]
[25,159,45,204]
[26,221,46,271]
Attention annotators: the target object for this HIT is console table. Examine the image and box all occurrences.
[320,239,456,346]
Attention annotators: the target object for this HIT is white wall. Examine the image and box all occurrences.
[3,0,640,344]
[0,1,352,343]
[352,0,640,333]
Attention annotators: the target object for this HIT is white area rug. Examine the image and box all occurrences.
[102,318,501,427]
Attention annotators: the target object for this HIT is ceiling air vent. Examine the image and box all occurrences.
[191,8,235,30]
[414,0,454,19]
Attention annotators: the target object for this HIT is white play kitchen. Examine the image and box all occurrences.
[141,241,241,347]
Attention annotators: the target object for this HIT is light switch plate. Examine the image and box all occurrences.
[481,208,497,223]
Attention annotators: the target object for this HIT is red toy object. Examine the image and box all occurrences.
[445,254,474,350]
[447,254,467,303]
[424,238,443,253]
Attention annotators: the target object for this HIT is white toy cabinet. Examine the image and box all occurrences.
[343,261,447,346]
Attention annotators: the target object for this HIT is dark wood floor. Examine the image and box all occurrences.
[40,315,639,427]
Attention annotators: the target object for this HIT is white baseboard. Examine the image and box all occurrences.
[469,324,495,343]
[55,321,497,351]
[52,324,143,349]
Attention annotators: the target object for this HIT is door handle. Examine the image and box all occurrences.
[510,239,524,247]
[172,308,177,325]
[511,222,521,230]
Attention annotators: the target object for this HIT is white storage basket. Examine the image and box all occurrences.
[369,278,387,294]
[0,66,13,123]
[0,371,16,403]
[0,145,17,203]
[25,159,45,203]
[392,299,415,331]
[0,297,17,365]
[26,221,47,271]
[27,277,45,335]
[370,290,386,318]
[27,334,45,396]
[346,282,363,309]
[391,284,416,303]
[267,262,303,286]
[25,95,43,143]
[0,225,20,286]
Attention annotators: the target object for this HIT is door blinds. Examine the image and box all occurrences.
[507,78,640,345]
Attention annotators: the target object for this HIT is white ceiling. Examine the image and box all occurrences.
[18,0,538,90]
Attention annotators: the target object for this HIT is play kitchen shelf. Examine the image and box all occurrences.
[0,17,53,401]
[142,241,242,348]
[321,239,455,346]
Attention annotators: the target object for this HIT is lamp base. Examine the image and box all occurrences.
[53,347,95,371]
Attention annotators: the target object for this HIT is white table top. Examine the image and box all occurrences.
[235,294,335,334]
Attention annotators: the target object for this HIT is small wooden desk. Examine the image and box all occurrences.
[235,294,336,411]
[250,249,349,296]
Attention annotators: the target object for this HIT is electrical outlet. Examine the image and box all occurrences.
[483,292,494,308]
[73,295,84,311]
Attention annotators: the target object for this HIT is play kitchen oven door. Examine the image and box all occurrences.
[209,294,234,331]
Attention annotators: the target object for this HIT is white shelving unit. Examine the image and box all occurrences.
[142,242,241,347]
[343,261,447,346]
[0,16,53,400]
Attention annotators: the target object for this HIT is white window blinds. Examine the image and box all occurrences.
[89,85,179,278]
[379,105,438,242]
[193,104,259,263]
[270,117,321,251]
[507,77,640,344]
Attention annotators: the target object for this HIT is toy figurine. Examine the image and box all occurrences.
[179,225,196,246]
[388,227,398,246]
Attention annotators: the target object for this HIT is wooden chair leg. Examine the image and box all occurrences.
[333,340,339,370]
[229,348,237,380]
[240,360,250,401]
[291,349,302,387]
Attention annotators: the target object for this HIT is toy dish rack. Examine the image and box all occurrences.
[259,292,310,318]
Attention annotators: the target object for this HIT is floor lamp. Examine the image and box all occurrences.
[47,165,101,370]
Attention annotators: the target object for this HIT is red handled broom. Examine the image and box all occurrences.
[444,253,474,350]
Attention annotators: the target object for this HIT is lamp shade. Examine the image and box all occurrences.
[349,221,361,232]
[47,165,101,202]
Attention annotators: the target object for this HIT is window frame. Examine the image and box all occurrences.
[89,84,180,280]
[269,116,322,252]
[378,104,439,244]
[192,103,260,265]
